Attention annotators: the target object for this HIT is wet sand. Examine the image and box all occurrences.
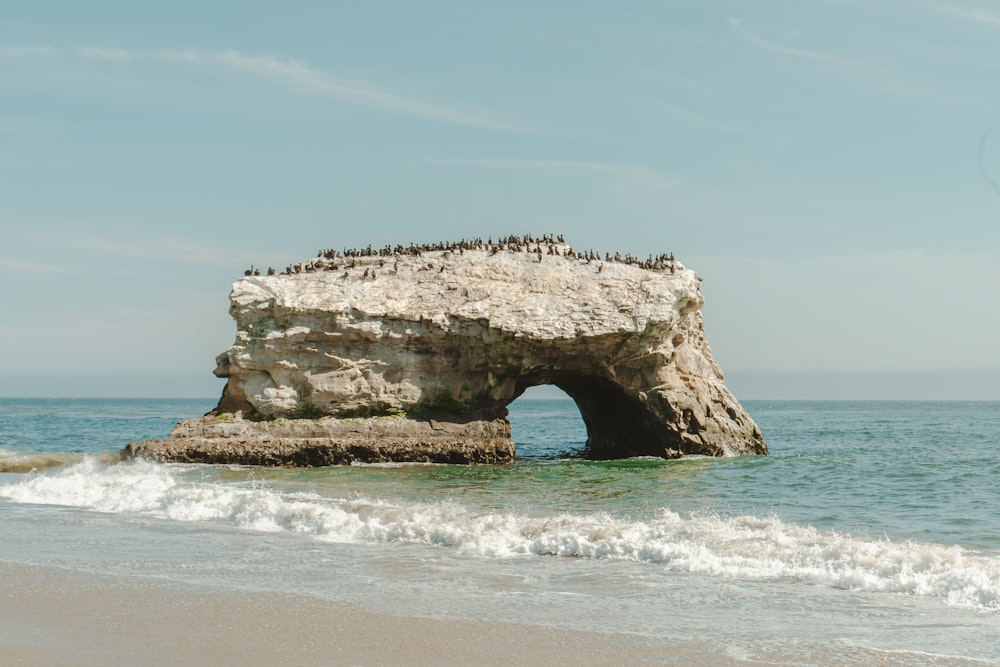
[0,562,744,666]
[0,562,986,666]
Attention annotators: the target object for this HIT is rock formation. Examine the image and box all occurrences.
[124,238,766,465]
[122,416,513,466]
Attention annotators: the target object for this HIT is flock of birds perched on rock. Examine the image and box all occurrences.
[243,234,677,278]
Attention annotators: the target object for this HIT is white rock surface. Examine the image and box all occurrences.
[208,242,765,460]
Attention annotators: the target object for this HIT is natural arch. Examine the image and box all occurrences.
[214,314,766,461]
[128,239,768,465]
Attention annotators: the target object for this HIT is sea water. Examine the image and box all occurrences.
[1,398,998,663]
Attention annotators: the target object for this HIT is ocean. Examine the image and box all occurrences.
[1,397,998,664]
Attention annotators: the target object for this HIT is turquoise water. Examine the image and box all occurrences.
[1,398,998,663]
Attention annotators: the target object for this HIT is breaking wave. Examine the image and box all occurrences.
[1,458,998,613]
[0,448,117,473]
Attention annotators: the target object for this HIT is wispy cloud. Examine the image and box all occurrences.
[727,17,858,67]
[152,49,200,62]
[628,66,741,133]
[0,45,57,58]
[428,157,682,206]
[2,44,526,133]
[724,16,931,99]
[0,257,68,273]
[658,100,743,133]
[929,3,1000,29]
[632,65,718,95]
[428,156,668,178]
[205,50,525,132]
[65,236,285,268]
[209,50,331,91]
[153,49,525,132]
[76,47,132,61]
[0,116,63,133]
[798,248,1000,286]
[696,248,1000,281]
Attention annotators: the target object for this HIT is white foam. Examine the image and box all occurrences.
[0,458,177,511]
[1,459,998,613]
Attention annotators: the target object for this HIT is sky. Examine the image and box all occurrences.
[2,0,1000,400]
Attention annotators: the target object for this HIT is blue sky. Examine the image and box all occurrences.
[2,1,999,399]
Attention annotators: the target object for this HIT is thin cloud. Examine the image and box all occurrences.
[428,157,682,205]
[813,248,1000,284]
[658,100,743,134]
[76,47,132,61]
[697,248,1000,280]
[3,44,526,133]
[629,67,741,133]
[0,257,68,273]
[930,3,1000,29]
[158,49,528,133]
[65,236,286,268]
[211,50,329,92]
[632,65,717,95]
[152,49,200,62]
[727,17,858,67]
[428,156,656,177]
[0,45,57,58]
[0,116,61,133]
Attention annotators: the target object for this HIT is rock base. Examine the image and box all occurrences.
[121,415,515,466]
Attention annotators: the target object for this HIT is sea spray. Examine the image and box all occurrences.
[2,458,997,613]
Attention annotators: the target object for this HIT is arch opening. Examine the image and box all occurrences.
[501,372,678,460]
[506,385,587,460]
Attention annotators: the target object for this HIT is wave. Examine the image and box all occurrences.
[0,449,118,473]
[1,458,998,613]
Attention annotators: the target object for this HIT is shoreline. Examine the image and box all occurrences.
[2,562,990,666]
[0,561,732,667]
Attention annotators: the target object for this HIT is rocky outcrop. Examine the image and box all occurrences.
[123,415,513,465]
[125,238,766,465]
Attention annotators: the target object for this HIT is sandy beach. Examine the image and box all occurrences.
[3,562,989,667]
[0,562,743,667]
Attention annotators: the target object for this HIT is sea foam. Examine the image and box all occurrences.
[1,459,997,613]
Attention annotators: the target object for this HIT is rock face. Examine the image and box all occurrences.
[125,239,766,465]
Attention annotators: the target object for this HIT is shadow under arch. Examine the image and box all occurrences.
[501,371,679,460]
